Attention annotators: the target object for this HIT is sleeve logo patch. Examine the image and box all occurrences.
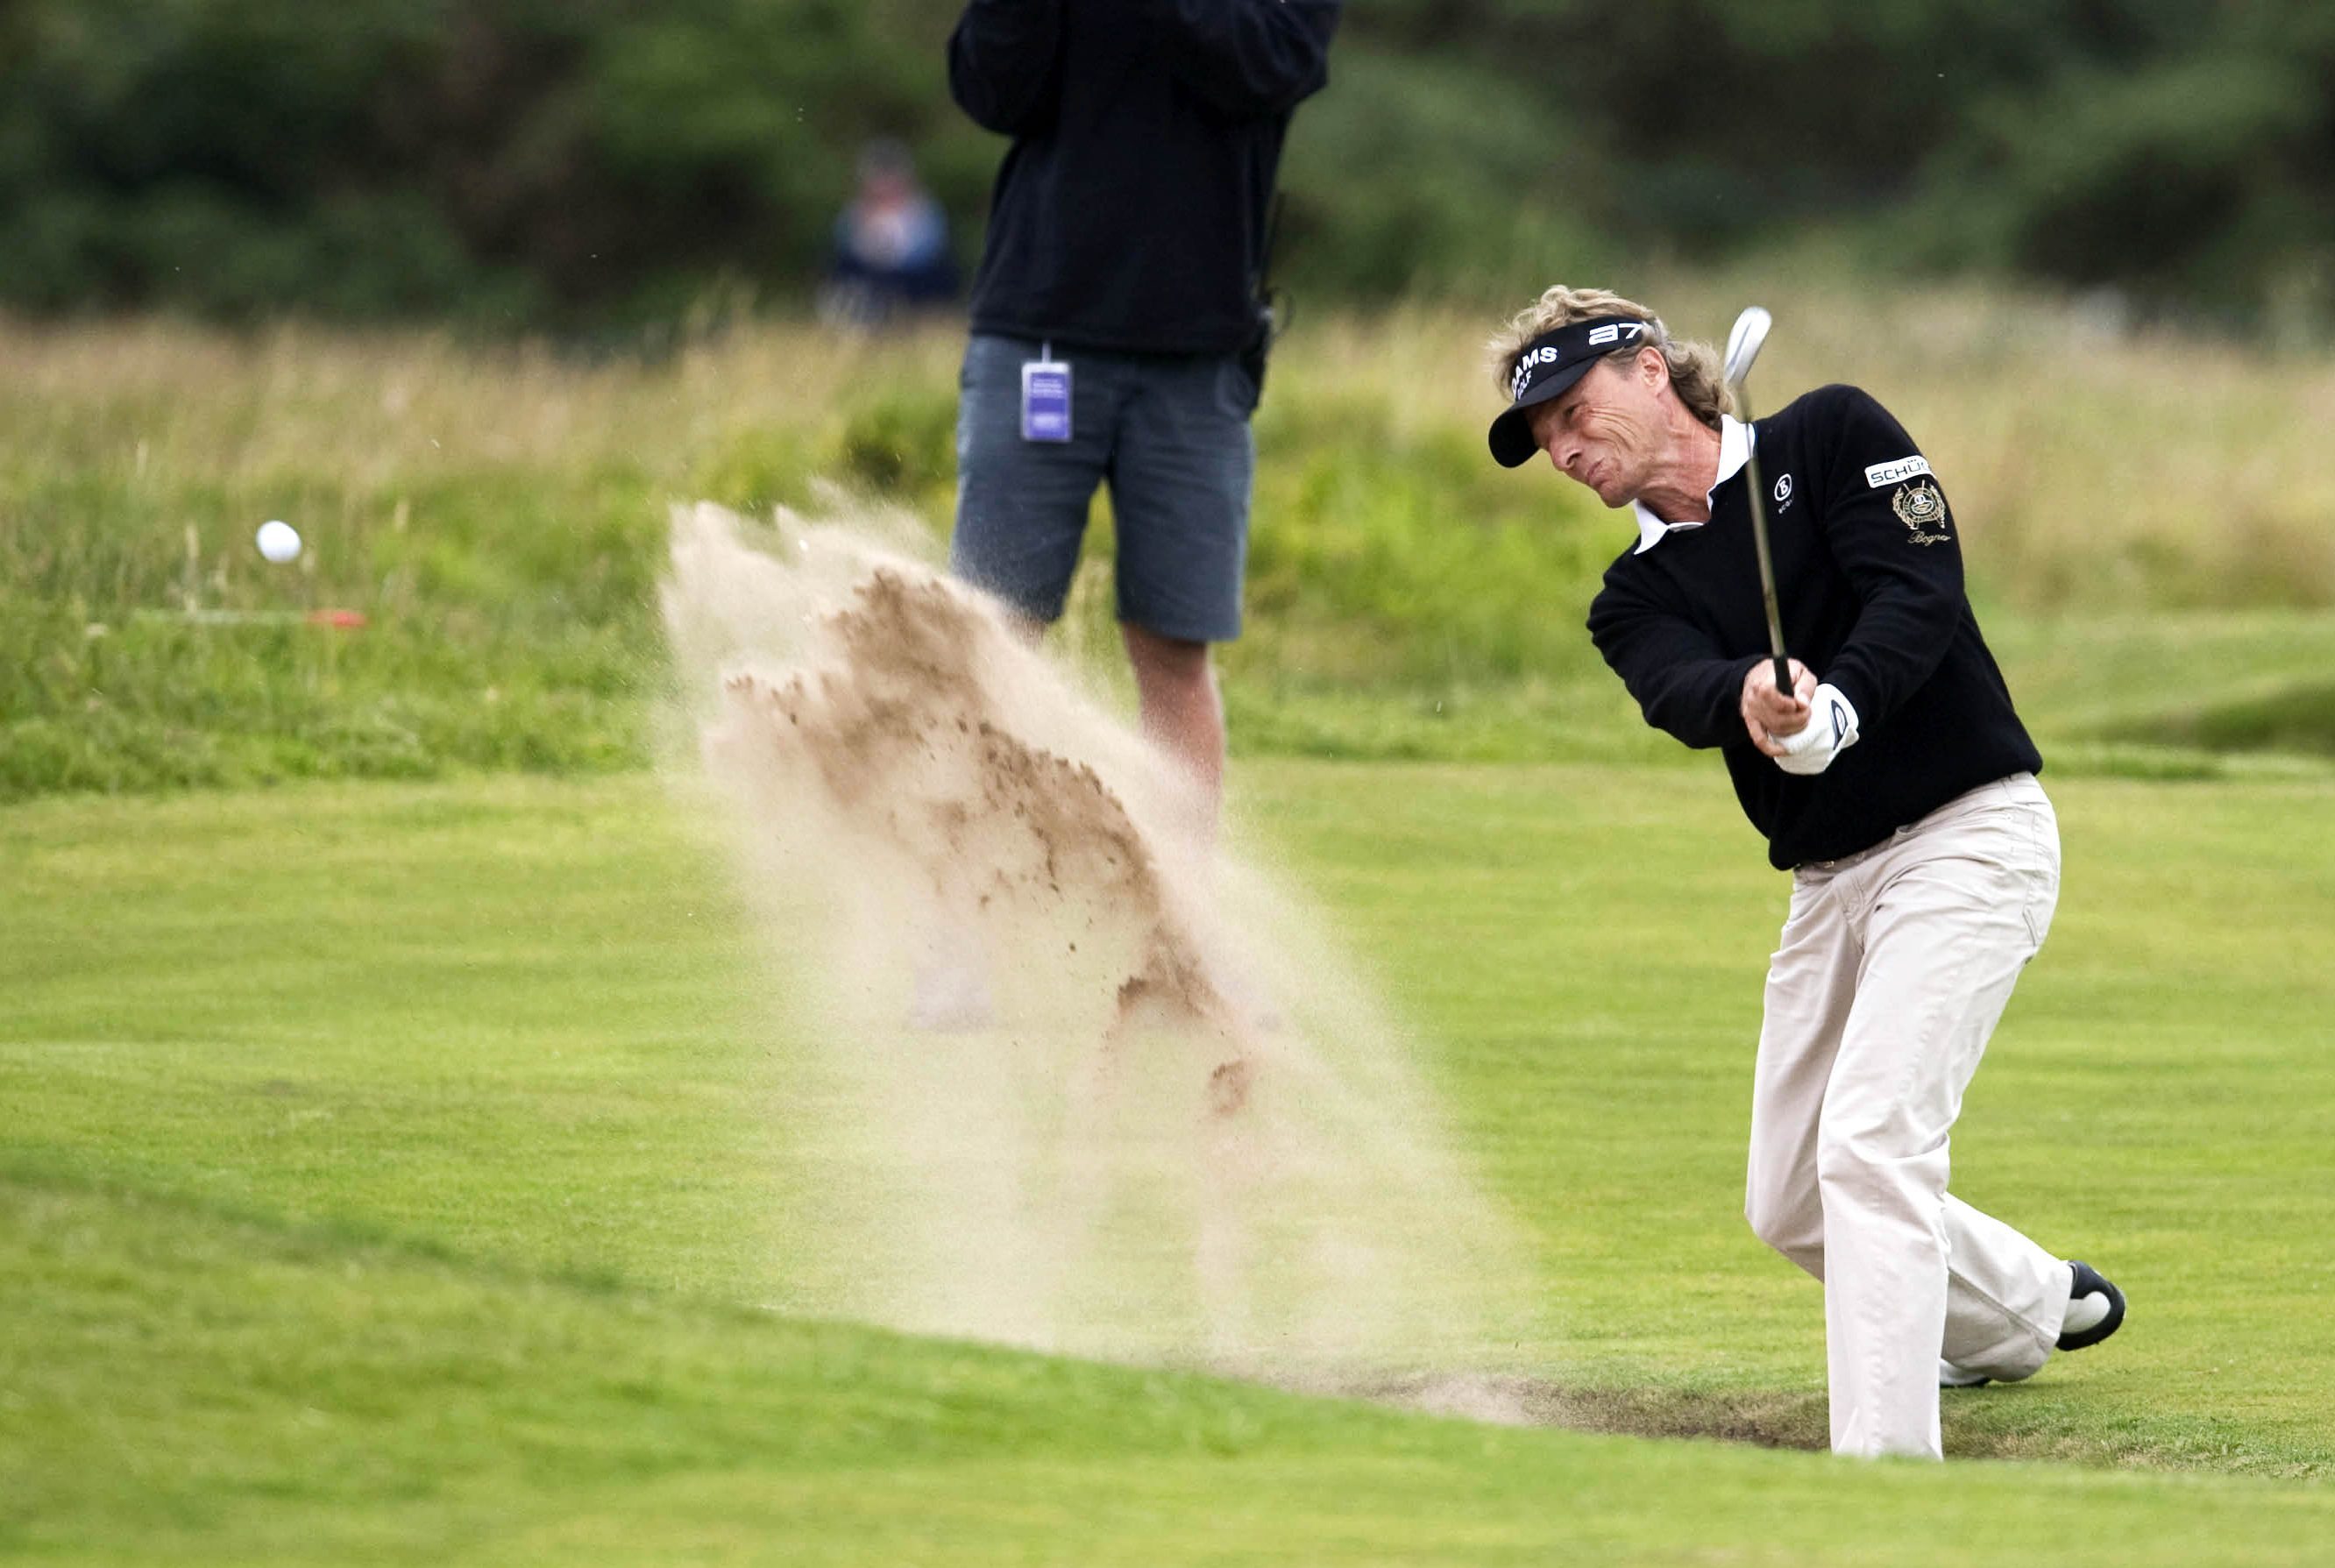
[1865,455,1932,488]
[1892,480,1951,544]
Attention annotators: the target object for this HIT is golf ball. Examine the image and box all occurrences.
[256,520,302,564]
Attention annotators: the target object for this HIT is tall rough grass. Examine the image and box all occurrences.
[5,280,2334,798]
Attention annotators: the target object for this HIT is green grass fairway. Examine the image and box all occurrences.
[6,765,2333,1563]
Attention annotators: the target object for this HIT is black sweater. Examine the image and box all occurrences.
[1586,384,2043,869]
[947,0,1340,356]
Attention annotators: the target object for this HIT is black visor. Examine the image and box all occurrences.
[1487,316,1654,467]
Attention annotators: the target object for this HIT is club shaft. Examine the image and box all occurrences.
[1734,390,1794,695]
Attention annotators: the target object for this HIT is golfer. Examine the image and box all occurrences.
[1485,285,2126,1460]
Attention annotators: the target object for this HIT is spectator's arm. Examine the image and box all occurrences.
[948,0,1068,135]
[1140,0,1341,117]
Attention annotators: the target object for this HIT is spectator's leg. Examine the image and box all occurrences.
[1108,352,1255,812]
[919,333,1112,1030]
[1120,622,1224,805]
[950,334,1111,626]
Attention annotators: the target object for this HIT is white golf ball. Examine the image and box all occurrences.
[256,520,302,564]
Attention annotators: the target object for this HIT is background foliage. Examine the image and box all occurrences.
[7,1,2335,330]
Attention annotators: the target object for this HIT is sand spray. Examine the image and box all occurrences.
[661,500,1535,1380]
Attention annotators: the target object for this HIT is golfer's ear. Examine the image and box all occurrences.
[1636,344,1669,390]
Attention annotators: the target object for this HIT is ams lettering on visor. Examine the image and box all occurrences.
[1508,320,1646,399]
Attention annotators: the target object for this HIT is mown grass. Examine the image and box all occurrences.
[3,764,2331,1561]
[8,286,2335,798]
[11,1178,2335,1567]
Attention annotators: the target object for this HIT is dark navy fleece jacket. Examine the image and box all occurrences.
[948,0,1340,356]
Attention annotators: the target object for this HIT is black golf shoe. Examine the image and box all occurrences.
[2057,1259,2126,1352]
[1942,1260,2125,1388]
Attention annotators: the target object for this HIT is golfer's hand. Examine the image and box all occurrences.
[1773,684,1863,776]
[1742,659,1817,757]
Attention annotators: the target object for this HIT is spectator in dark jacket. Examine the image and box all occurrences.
[947,0,1340,809]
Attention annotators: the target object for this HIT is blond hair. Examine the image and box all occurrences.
[1487,285,1733,429]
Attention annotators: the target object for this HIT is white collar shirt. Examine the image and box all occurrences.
[1629,415,1755,555]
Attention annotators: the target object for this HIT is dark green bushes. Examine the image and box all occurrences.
[9,2,2335,330]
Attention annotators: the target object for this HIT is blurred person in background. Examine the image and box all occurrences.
[1483,284,2126,1461]
[820,138,958,328]
[945,0,1341,812]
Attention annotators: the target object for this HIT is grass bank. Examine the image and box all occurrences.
[7,287,2335,798]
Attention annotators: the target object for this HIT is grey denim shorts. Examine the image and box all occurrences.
[949,333,1257,642]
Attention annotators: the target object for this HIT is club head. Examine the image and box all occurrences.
[1723,306,1772,389]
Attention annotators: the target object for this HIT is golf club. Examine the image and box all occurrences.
[1722,306,1794,699]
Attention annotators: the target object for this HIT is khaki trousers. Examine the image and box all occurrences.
[1747,773,2069,1459]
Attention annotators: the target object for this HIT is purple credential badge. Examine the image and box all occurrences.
[1021,357,1072,443]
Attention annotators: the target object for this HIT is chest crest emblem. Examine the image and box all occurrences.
[1892,479,1950,544]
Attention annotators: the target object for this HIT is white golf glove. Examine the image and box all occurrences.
[1773,683,1860,776]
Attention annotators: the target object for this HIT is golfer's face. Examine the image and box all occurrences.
[1526,353,1660,507]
